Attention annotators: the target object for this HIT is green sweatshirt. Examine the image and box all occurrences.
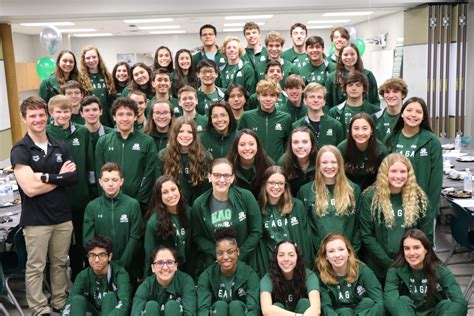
[384,264,467,315]
[276,99,307,123]
[260,268,320,312]
[131,271,197,316]
[147,129,169,153]
[89,125,114,151]
[298,60,335,86]
[197,261,260,316]
[242,46,267,70]
[219,60,256,95]
[385,129,443,227]
[319,263,384,316]
[39,74,61,104]
[71,113,85,126]
[46,123,95,210]
[193,46,227,70]
[372,108,400,141]
[281,47,309,70]
[325,69,380,109]
[199,128,237,159]
[337,139,388,192]
[247,92,288,111]
[196,86,225,115]
[62,262,132,316]
[360,188,433,280]
[83,192,143,270]
[143,209,191,277]
[190,186,262,273]
[146,95,180,118]
[277,153,315,197]
[292,114,345,148]
[255,57,298,88]
[256,198,313,275]
[297,181,361,257]
[89,73,113,127]
[238,107,292,162]
[327,100,380,138]
[95,130,157,208]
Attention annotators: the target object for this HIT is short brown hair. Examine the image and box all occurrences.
[100,162,123,178]
[177,85,197,99]
[285,75,305,89]
[265,31,285,46]
[61,80,85,95]
[111,97,138,116]
[48,95,72,113]
[378,78,408,98]
[290,23,307,35]
[243,22,260,34]
[20,96,48,118]
[330,27,350,41]
[343,71,369,94]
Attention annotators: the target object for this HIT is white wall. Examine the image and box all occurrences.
[466,3,473,136]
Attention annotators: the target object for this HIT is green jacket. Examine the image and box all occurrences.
[385,129,443,222]
[132,271,197,316]
[242,46,267,71]
[199,128,237,159]
[281,47,309,70]
[255,57,298,89]
[247,92,287,111]
[372,108,399,141]
[325,69,380,109]
[89,125,114,150]
[298,60,335,86]
[256,198,312,276]
[219,60,256,94]
[193,46,227,69]
[88,73,114,127]
[292,114,344,148]
[190,186,262,273]
[83,192,143,270]
[327,100,380,138]
[95,130,157,208]
[297,181,361,257]
[148,129,169,153]
[276,99,307,123]
[337,139,388,192]
[384,264,467,315]
[62,262,132,316]
[46,123,95,210]
[319,263,384,316]
[277,153,315,197]
[39,74,61,104]
[146,95,180,118]
[238,107,292,162]
[360,188,433,280]
[196,86,225,115]
[144,209,191,277]
[197,261,260,316]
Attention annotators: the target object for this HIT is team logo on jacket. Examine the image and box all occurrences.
[119,214,129,223]
[290,216,299,226]
[356,285,366,296]
[72,138,80,146]
[32,155,40,162]
[55,154,63,163]
[238,288,246,297]
[326,129,333,136]
[275,123,282,131]
[238,212,246,221]
[132,143,140,151]
[236,72,243,77]
[420,148,428,157]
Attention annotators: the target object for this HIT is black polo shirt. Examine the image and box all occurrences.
[10,133,76,226]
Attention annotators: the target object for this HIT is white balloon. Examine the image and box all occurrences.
[346,26,357,43]
[39,26,62,55]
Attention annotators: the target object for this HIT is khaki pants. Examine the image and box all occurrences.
[24,221,73,315]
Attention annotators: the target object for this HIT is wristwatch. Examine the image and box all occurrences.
[40,173,48,183]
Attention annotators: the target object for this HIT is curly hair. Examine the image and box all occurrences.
[173,49,198,94]
[315,232,360,286]
[313,145,356,217]
[128,62,155,99]
[79,45,115,95]
[269,240,306,305]
[55,50,80,88]
[259,166,293,216]
[334,43,364,88]
[220,37,246,57]
[147,175,188,239]
[283,127,318,182]
[163,117,208,186]
[370,153,427,227]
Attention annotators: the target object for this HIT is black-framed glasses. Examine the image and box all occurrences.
[153,259,177,268]
[212,173,233,180]
[87,252,109,260]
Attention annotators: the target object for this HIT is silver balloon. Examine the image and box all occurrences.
[346,26,357,43]
[39,26,62,55]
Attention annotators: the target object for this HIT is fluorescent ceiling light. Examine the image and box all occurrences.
[307,25,334,29]
[323,12,373,17]
[123,18,173,24]
[138,25,181,30]
[58,28,96,33]
[149,30,186,34]
[225,15,273,20]
[223,28,243,32]
[74,33,112,37]
[224,22,265,27]
[20,22,74,26]
[308,19,350,24]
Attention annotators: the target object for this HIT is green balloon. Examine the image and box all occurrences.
[328,43,335,57]
[355,38,366,56]
[36,56,56,80]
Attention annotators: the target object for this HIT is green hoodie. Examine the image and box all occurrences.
[325,68,380,109]
[219,60,256,94]
[319,263,384,316]
[89,125,114,150]
[292,114,344,148]
[238,107,292,162]
[248,92,288,111]
[196,86,225,115]
[88,72,113,127]
[83,192,143,270]
[327,100,380,138]
[297,181,361,257]
[385,129,443,230]
[360,188,433,281]
[372,108,400,141]
[384,264,467,315]
[276,99,307,123]
[242,46,268,71]
[191,186,262,274]
[62,261,132,316]
[193,46,227,70]
[277,153,315,196]
[39,74,61,104]
[131,271,197,316]
[199,128,237,159]
[255,57,298,89]
[197,261,260,316]
[95,130,157,209]
[298,60,335,85]
[148,129,169,153]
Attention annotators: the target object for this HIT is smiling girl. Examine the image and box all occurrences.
[122,62,154,99]
[153,46,174,73]
[112,61,130,97]
[144,100,174,152]
[171,49,198,97]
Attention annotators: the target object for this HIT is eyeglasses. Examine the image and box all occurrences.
[153,260,177,268]
[211,113,228,120]
[153,111,171,116]
[87,252,109,260]
[216,249,238,257]
[267,181,285,187]
[212,173,233,180]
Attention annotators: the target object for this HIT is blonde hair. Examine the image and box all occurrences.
[48,95,72,113]
[256,79,282,95]
[177,85,197,99]
[79,45,115,95]
[265,31,285,46]
[315,232,360,285]
[303,82,326,98]
[220,37,246,57]
[370,153,427,227]
[313,145,355,216]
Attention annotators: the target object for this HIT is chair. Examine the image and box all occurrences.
[0,227,26,316]
[444,200,474,265]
